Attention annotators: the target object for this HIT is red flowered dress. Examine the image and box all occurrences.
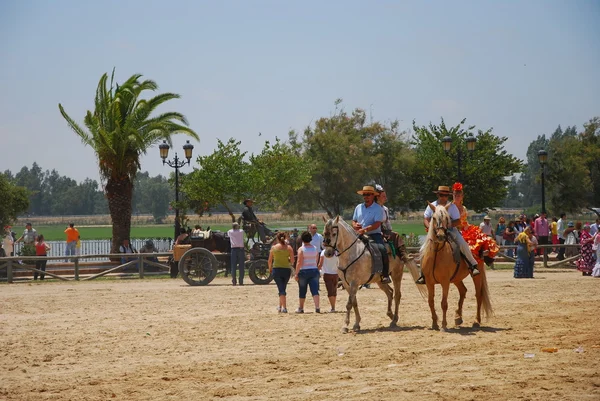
[456,204,499,264]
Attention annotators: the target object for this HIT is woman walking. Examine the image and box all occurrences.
[576,224,595,276]
[514,227,533,278]
[294,231,321,314]
[34,234,51,280]
[268,232,295,313]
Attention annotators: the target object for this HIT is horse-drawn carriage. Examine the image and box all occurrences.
[169,228,275,286]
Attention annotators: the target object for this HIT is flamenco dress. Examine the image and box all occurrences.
[456,206,499,265]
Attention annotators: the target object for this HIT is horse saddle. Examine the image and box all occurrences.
[447,236,465,266]
[362,237,384,276]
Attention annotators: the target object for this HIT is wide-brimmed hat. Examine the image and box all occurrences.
[433,186,451,195]
[357,185,376,195]
[483,216,491,220]
[243,198,254,205]
[567,221,574,227]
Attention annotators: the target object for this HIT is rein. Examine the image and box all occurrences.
[324,222,371,286]
[427,223,461,282]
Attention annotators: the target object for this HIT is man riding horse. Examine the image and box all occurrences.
[241,198,275,243]
[416,185,480,284]
[352,185,391,284]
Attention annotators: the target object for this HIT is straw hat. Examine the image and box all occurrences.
[433,185,451,195]
[357,185,376,195]
[484,216,491,220]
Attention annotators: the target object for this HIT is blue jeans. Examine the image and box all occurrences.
[65,241,77,260]
[273,267,291,295]
[230,248,245,284]
[298,268,320,298]
[504,240,514,258]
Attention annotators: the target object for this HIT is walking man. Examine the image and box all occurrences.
[228,222,246,286]
[64,223,79,262]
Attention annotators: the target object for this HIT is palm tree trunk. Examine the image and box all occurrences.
[106,177,133,254]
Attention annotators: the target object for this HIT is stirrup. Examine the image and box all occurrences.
[381,276,391,284]
[415,274,426,285]
[470,265,481,276]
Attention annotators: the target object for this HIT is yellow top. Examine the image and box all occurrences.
[271,248,290,268]
[551,221,557,235]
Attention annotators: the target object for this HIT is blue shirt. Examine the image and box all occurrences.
[353,202,384,235]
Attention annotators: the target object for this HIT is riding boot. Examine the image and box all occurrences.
[415,271,425,285]
[380,245,391,284]
[469,263,481,276]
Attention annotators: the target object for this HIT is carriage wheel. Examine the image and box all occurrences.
[248,259,273,285]
[179,248,218,286]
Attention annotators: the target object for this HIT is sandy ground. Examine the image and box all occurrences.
[1,269,599,401]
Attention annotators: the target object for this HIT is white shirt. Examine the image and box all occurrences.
[3,234,14,255]
[320,250,339,275]
[590,223,599,237]
[310,232,323,250]
[227,229,245,249]
[479,222,493,236]
[557,219,565,239]
[424,201,460,221]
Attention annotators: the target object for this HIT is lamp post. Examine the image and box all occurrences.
[442,134,476,183]
[538,149,548,214]
[159,140,194,240]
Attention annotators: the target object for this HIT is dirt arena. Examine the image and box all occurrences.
[1,269,599,401]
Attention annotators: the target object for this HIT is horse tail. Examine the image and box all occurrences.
[479,266,495,319]
[405,257,428,299]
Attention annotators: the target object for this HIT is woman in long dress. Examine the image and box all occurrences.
[576,224,595,276]
[452,182,499,266]
[514,226,534,278]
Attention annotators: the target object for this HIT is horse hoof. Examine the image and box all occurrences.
[472,322,480,328]
[390,320,398,328]
[455,318,463,326]
[341,327,349,334]
[440,327,448,332]
[432,324,439,331]
[352,325,360,332]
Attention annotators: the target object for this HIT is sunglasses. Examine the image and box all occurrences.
[362,194,374,197]
[438,194,449,197]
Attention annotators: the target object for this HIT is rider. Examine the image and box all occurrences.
[352,185,391,284]
[241,198,275,243]
[375,184,410,264]
[415,185,480,285]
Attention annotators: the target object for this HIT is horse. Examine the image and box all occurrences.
[323,216,427,333]
[420,202,494,331]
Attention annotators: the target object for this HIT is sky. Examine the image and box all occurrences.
[1,0,599,184]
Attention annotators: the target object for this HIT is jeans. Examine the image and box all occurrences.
[230,248,245,284]
[448,228,478,266]
[35,258,47,280]
[504,240,514,258]
[65,241,77,261]
[298,268,320,298]
[273,267,291,295]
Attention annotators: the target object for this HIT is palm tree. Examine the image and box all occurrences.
[59,70,199,253]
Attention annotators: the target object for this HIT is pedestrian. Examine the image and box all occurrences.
[590,218,600,237]
[294,231,321,314]
[174,227,190,245]
[308,224,323,251]
[534,212,549,257]
[503,221,517,258]
[139,240,159,269]
[34,234,51,280]
[2,225,14,257]
[15,222,38,257]
[564,221,579,259]
[268,232,295,313]
[318,249,339,313]
[64,223,79,262]
[514,226,533,278]
[495,217,506,246]
[591,232,600,277]
[479,216,493,237]
[119,238,137,265]
[575,224,595,276]
[557,213,566,260]
[550,217,558,253]
[228,222,246,286]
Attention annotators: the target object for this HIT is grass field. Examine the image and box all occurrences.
[30,222,427,241]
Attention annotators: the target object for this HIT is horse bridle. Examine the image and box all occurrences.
[428,215,461,282]
[323,221,369,278]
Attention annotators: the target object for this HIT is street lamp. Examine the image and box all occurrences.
[538,149,548,214]
[159,140,194,240]
[442,134,476,183]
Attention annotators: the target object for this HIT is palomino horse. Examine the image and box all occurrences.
[323,216,427,333]
[420,202,494,331]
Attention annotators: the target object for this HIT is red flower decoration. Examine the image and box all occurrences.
[452,182,463,192]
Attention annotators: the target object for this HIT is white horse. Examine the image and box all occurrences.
[323,216,427,333]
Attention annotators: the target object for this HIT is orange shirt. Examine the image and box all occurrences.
[65,227,79,242]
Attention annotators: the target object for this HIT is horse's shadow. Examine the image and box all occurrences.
[355,325,427,334]
[434,325,512,336]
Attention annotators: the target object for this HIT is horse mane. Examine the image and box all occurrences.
[419,204,452,255]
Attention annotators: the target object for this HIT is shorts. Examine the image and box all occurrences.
[323,273,338,297]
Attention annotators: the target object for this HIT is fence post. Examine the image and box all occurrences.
[543,245,548,268]
[74,256,80,280]
[139,256,144,279]
[7,260,13,283]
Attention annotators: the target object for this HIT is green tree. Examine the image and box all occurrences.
[248,138,312,213]
[182,138,250,222]
[14,163,44,215]
[58,70,198,252]
[412,118,523,212]
[0,174,30,227]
